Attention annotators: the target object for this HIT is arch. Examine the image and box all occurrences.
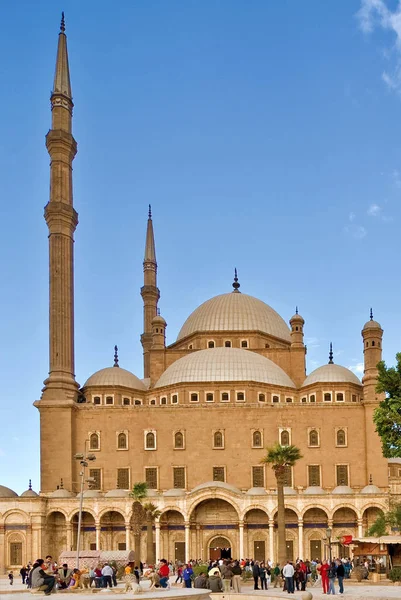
[98,508,126,522]
[302,506,329,522]
[46,511,67,559]
[362,506,385,531]
[309,429,319,446]
[273,508,299,523]
[160,510,185,525]
[46,511,67,525]
[89,432,100,450]
[244,508,269,524]
[189,497,239,524]
[206,534,233,560]
[331,504,361,520]
[241,505,270,521]
[46,508,69,520]
[336,429,346,446]
[117,432,127,449]
[69,508,97,524]
[214,431,223,448]
[280,430,290,446]
[186,492,241,520]
[253,430,262,447]
[3,509,29,524]
[174,431,184,449]
[332,507,358,525]
[146,431,156,449]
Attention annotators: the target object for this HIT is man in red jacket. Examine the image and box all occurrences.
[318,560,329,594]
[158,559,170,589]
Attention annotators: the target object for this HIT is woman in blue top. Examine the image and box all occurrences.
[183,565,194,588]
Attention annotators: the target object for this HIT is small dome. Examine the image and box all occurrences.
[247,487,268,496]
[332,485,353,494]
[105,489,130,497]
[303,364,361,387]
[190,481,242,495]
[290,312,304,324]
[49,489,75,498]
[164,489,186,497]
[363,320,382,330]
[272,487,296,495]
[361,484,381,494]
[155,347,295,388]
[152,315,166,325]
[0,485,18,498]
[177,292,291,342]
[83,367,146,390]
[303,486,326,495]
[21,488,38,498]
[81,490,102,498]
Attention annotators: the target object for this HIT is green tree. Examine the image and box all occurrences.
[130,482,148,567]
[143,502,161,564]
[261,443,302,567]
[368,502,401,536]
[374,353,401,458]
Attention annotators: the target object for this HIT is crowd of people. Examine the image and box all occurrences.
[13,553,356,595]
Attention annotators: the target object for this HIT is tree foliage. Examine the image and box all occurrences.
[374,352,401,458]
[368,502,401,536]
[261,443,303,476]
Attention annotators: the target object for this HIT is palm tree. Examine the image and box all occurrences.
[130,482,148,567]
[143,502,161,564]
[261,443,302,567]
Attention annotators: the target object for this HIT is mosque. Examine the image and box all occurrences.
[1,16,400,571]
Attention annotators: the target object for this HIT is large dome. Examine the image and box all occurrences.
[83,367,146,390]
[155,347,295,388]
[303,364,361,387]
[176,292,291,342]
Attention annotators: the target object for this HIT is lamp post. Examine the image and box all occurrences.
[74,448,96,569]
[326,527,332,563]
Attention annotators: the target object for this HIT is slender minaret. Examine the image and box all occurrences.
[141,205,160,378]
[42,12,79,397]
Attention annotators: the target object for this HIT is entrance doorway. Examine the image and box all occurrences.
[175,542,185,563]
[254,541,265,562]
[310,540,322,561]
[286,540,294,561]
[209,536,231,561]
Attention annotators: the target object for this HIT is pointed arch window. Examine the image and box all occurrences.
[89,432,100,451]
[280,430,290,446]
[309,429,319,447]
[252,430,262,448]
[145,431,156,450]
[213,430,224,449]
[336,429,347,447]
[174,431,184,449]
[117,432,128,450]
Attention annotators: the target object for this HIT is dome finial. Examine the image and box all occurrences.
[328,342,334,364]
[295,306,298,315]
[114,345,119,367]
[370,307,373,321]
[369,474,373,485]
[60,12,65,33]
[148,204,152,219]
[60,478,64,489]
[232,268,240,292]
[28,479,32,490]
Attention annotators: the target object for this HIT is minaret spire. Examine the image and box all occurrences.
[141,206,160,378]
[232,268,240,292]
[52,12,72,113]
[328,342,334,364]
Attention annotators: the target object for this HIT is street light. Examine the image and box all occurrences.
[326,527,332,563]
[74,446,96,569]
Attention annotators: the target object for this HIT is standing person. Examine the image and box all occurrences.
[344,559,352,579]
[273,563,281,588]
[89,567,96,588]
[221,560,233,592]
[20,566,27,584]
[101,563,114,588]
[259,562,268,590]
[159,558,171,589]
[252,560,260,590]
[282,561,295,594]
[318,559,330,594]
[182,563,193,588]
[111,565,117,587]
[336,560,345,595]
[175,565,183,584]
[8,571,14,585]
[231,560,242,593]
[327,561,337,595]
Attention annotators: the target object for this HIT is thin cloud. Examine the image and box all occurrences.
[357,0,401,93]
[393,169,401,188]
[305,337,320,349]
[344,224,368,239]
[349,362,365,375]
[367,203,382,216]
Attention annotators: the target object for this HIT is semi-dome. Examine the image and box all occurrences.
[81,490,102,498]
[361,484,381,494]
[0,485,18,498]
[50,488,75,498]
[303,364,361,387]
[332,485,353,494]
[83,367,146,390]
[177,292,291,342]
[247,487,268,496]
[303,486,326,495]
[155,347,295,389]
[190,481,242,495]
[21,489,38,498]
[105,489,130,497]
[164,489,186,497]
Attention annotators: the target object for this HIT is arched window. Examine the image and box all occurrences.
[225,340,231,347]
[309,394,316,403]
[272,395,280,403]
[208,341,215,348]
[174,431,184,449]
[372,341,375,346]
[214,431,223,448]
[241,340,248,348]
[309,429,319,447]
[146,431,156,449]
[337,429,346,446]
[253,431,262,447]
[117,432,127,449]
[89,433,99,450]
[258,393,266,403]
[280,430,290,446]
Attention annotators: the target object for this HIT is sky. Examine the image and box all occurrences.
[0,0,401,494]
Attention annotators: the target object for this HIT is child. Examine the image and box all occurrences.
[8,571,14,585]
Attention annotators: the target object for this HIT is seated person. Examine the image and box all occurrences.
[31,560,56,596]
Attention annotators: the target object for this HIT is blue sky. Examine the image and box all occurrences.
[1,0,401,493]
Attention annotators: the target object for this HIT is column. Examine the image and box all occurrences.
[298,519,304,559]
[239,521,244,559]
[95,524,101,550]
[125,523,130,550]
[185,522,190,563]
[269,520,274,561]
[357,519,363,538]
[155,521,161,562]
[66,524,72,551]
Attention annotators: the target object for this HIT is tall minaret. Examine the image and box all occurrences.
[42,13,79,398]
[141,205,160,378]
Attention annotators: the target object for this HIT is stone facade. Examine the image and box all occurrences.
[1,16,400,572]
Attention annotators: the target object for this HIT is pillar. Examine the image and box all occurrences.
[96,525,101,550]
[298,519,304,559]
[239,521,244,559]
[66,524,72,551]
[155,521,161,562]
[357,519,363,538]
[269,520,274,561]
[125,524,130,550]
[185,522,190,563]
